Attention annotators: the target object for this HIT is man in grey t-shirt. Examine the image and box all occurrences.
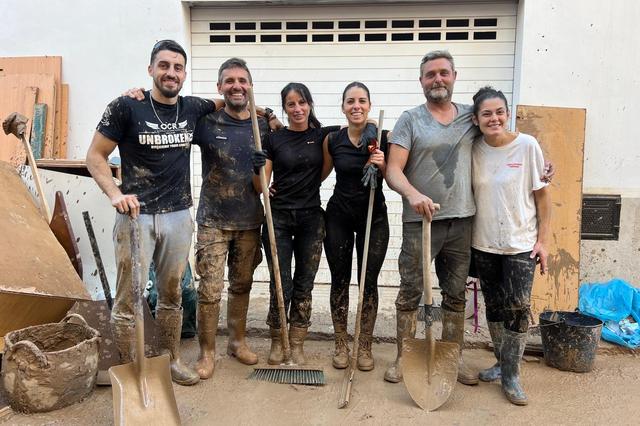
[384,50,479,386]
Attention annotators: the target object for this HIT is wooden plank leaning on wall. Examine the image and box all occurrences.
[515,105,586,320]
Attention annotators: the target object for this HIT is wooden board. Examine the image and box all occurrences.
[0,56,62,158]
[55,83,69,158]
[0,83,37,167]
[30,103,47,159]
[0,73,56,164]
[0,161,91,342]
[515,105,586,319]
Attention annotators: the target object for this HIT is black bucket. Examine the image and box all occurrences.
[539,311,603,373]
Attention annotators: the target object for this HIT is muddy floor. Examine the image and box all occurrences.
[2,336,639,425]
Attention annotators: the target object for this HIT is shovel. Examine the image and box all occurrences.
[109,218,180,425]
[401,214,460,411]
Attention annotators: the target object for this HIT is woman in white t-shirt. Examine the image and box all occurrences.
[470,86,551,406]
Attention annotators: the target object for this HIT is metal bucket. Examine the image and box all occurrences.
[2,313,100,413]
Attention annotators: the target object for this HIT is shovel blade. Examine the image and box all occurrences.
[109,354,180,426]
[402,337,459,411]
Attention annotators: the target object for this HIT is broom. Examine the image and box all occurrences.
[246,87,324,386]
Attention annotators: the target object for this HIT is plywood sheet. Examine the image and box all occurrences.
[0,73,56,164]
[515,105,586,319]
[0,56,62,158]
[0,161,90,300]
[0,83,37,167]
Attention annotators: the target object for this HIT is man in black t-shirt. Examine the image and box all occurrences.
[191,57,269,379]
[87,40,215,386]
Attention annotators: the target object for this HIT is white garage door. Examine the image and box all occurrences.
[190,2,517,286]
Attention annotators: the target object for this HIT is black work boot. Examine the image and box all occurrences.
[156,308,200,386]
[383,310,417,383]
[442,309,479,385]
[501,329,529,405]
[479,321,504,382]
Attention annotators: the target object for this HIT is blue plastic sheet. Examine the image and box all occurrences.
[579,279,640,349]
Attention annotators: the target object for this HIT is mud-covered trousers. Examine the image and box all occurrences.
[324,202,390,332]
[111,210,192,327]
[472,248,536,333]
[195,225,262,305]
[263,207,325,328]
[395,217,472,314]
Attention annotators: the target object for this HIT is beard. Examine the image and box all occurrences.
[153,75,183,98]
[224,92,248,112]
[425,85,451,103]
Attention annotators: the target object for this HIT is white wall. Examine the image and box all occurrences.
[0,0,192,160]
[516,0,640,195]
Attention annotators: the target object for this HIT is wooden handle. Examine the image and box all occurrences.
[247,87,291,359]
[21,134,51,222]
[422,203,440,306]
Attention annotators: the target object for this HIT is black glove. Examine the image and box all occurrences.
[361,163,379,189]
[251,149,268,175]
[358,122,378,151]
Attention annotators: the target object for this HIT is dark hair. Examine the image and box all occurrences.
[280,82,322,129]
[472,86,509,116]
[342,81,371,103]
[150,40,187,66]
[218,57,252,84]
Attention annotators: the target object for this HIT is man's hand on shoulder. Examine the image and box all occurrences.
[122,87,146,101]
[111,193,141,219]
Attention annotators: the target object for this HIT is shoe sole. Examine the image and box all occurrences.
[457,377,480,386]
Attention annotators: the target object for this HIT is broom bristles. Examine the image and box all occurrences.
[249,366,325,386]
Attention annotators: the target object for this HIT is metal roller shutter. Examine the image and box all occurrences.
[190,2,518,286]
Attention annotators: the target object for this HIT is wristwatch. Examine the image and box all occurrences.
[264,107,275,121]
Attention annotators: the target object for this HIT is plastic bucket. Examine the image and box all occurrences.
[539,311,603,373]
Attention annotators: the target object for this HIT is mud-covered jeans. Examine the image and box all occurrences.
[324,202,390,333]
[263,207,324,328]
[195,225,262,305]
[472,248,536,333]
[396,217,471,313]
[111,210,193,326]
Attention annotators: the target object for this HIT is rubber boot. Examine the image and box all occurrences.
[156,308,200,386]
[289,326,307,365]
[226,292,258,365]
[195,302,219,379]
[268,327,284,365]
[112,321,135,364]
[442,309,479,385]
[383,310,417,383]
[501,329,529,405]
[479,321,504,382]
[357,333,374,371]
[332,326,350,369]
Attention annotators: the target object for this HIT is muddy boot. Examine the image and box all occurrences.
[357,333,374,371]
[479,321,503,382]
[384,310,417,383]
[112,322,135,364]
[195,302,219,379]
[268,327,284,365]
[332,327,350,369]
[226,292,258,365]
[289,326,307,365]
[501,329,529,405]
[156,309,200,386]
[442,309,479,386]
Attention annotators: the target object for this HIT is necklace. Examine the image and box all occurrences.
[149,92,179,127]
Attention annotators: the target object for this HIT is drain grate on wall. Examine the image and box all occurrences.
[581,195,621,240]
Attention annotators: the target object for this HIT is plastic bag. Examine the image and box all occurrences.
[579,279,640,348]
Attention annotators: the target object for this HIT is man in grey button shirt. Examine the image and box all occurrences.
[384,50,480,385]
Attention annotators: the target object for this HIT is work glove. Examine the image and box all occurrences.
[361,163,379,189]
[251,149,268,175]
[2,112,29,138]
[358,122,377,152]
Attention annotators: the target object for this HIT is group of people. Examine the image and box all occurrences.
[86,40,551,406]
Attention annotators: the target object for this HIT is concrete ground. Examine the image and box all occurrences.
[2,282,638,425]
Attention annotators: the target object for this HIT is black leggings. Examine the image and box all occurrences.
[324,202,389,332]
[472,248,536,333]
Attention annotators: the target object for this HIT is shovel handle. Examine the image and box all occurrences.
[20,133,51,222]
[247,87,291,359]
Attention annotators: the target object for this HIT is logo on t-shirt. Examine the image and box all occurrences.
[139,119,193,149]
[506,162,523,169]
